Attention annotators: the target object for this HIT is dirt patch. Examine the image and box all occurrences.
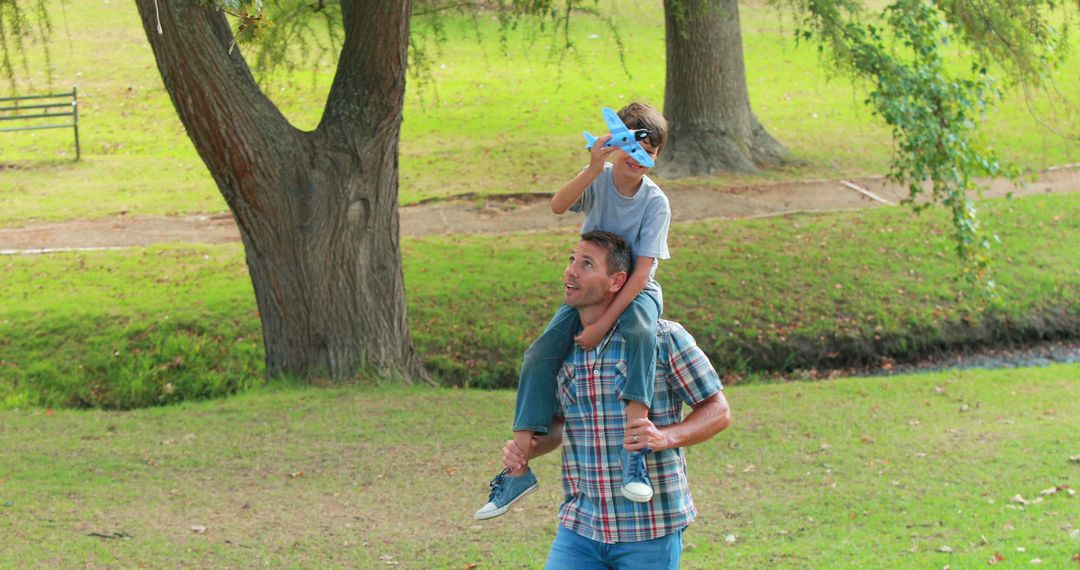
[3,166,1079,251]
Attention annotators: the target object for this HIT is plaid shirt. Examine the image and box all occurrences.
[555,319,723,544]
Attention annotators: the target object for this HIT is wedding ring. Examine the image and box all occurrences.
[632,434,639,442]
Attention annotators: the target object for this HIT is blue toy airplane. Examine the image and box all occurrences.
[582,107,655,169]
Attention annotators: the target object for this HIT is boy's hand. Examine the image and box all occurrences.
[574,323,607,350]
[588,133,618,167]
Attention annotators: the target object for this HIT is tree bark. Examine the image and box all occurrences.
[134,0,428,383]
[657,0,787,177]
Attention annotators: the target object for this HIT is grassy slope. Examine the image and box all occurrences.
[1,192,1076,407]
[0,2,1077,224]
[1,364,1077,568]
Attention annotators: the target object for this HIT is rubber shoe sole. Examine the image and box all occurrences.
[621,482,654,503]
[473,482,538,520]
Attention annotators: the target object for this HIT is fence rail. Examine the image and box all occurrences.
[0,87,80,160]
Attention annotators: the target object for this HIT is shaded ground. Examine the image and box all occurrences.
[2,166,1078,252]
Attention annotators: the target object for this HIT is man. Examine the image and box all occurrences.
[499,230,732,569]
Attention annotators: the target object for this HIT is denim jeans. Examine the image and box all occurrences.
[544,525,683,570]
[512,292,661,435]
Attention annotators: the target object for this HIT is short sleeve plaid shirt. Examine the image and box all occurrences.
[554,319,723,544]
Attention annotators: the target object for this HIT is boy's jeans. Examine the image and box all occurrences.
[544,525,683,570]
[513,292,661,435]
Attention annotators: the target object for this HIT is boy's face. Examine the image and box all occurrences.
[612,140,659,177]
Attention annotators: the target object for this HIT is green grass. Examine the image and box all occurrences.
[1,364,1077,567]
[0,2,1077,225]
[1,192,1076,408]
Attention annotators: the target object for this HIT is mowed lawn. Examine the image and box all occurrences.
[2,364,1077,568]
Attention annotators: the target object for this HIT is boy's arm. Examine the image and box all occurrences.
[502,416,565,471]
[575,255,654,349]
[551,133,618,214]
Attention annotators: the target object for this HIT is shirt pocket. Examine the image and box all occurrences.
[556,363,578,413]
[613,360,628,401]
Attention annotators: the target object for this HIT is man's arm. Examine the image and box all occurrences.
[624,392,731,452]
[502,415,565,472]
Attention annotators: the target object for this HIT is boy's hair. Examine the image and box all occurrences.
[581,231,633,276]
[617,102,669,156]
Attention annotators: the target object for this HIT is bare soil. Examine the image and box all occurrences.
[2,166,1079,252]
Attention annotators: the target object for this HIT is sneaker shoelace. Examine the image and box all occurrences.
[488,468,510,501]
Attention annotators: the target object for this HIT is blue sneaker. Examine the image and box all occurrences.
[474,468,538,520]
[621,449,653,503]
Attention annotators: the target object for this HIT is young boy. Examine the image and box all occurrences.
[475,102,671,520]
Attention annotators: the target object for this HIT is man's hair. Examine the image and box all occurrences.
[581,231,633,276]
[617,102,669,156]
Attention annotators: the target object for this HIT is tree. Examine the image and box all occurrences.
[657,0,788,177]
[129,0,428,383]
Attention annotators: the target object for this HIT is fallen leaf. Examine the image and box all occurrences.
[938,545,953,553]
[190,525,206,534]
[1069,455,1080,463]
[1030,558,1042,564]
[988,552,1005,565]
[1011,495,1030,506]
[45,408,54,416]
[724,534,737,545]
[288,471,304,479]
[466,564,478,570]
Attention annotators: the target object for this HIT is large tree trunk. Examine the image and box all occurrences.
[657,0,787,177]
[134,0,428,383]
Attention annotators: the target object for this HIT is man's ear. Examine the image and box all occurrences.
[609,271,628,293]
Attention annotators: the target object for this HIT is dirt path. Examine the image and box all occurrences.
[2,166,1078,252]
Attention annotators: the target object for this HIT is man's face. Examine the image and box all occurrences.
[613,140,659,176]
[563,241,621,308]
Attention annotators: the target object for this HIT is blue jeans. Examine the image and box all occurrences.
[513,293,661,435]
[544,526,682,569]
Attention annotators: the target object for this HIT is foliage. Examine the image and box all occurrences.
[781,0,1076,292]
[0,0,54,92]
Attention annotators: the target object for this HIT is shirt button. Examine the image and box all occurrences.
[595,401,600,407]
[593,368,599,374]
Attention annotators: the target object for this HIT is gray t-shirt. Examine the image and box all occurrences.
[569,163,671,305]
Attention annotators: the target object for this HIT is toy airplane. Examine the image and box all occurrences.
[582,107,655,169]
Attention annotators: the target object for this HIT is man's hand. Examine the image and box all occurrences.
[624,417,672,452]
[574,323,607,350]
[502,438,533,472]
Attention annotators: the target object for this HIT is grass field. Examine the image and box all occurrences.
[2,364,1077,568]
[2,191,1076,408]
[0,1,1077,225]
